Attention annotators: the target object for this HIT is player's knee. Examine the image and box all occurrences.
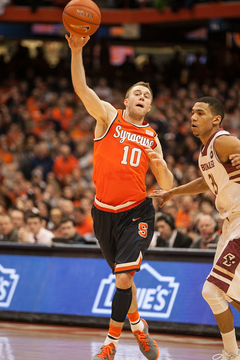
[116,273,132,289]
[202,280,215,302]
[202,281,228,314]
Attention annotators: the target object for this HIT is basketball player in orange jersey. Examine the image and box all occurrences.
[66,34,173,360]
[150,96,240,360]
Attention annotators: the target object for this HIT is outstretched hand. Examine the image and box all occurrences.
[65,34,90,51]
[149,189,173,207]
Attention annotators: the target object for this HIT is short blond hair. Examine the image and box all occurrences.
[125,81,153,101]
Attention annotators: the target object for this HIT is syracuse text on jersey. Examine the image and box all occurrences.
[113,125,155,147]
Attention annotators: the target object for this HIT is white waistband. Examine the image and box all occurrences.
[94,197,137,211]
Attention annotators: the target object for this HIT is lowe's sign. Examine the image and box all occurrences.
[0,254,239,326]
[92,263,179,319]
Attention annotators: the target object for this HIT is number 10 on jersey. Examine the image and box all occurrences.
[121,146,142,168]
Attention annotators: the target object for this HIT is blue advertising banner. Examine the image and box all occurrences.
[0,254,239,326]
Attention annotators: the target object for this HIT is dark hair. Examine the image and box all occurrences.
[24,210,41,222]
[73,206,85,215]
[37,200,51,213]
[196,96,224,124]
[156,213,175,230]
[60,216,75,226]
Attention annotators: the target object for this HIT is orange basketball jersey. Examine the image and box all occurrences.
[93,110,157,212]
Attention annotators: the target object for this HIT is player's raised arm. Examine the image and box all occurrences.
[65,34,116,126]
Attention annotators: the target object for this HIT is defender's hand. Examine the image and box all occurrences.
[149,189,173,207]
[229,154,240,169]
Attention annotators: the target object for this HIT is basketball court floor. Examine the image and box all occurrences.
[0,321,228,360]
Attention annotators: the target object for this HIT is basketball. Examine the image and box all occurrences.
[62,0,101,37]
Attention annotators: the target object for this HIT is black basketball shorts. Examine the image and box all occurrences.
[91,197,155,274]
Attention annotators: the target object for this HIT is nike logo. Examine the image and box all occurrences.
[132,217,140,221]
[70,24,91,32]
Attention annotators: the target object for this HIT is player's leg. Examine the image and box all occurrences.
[92,199,158,359]
[91,207,119,360]
[127,280,159,360]
[202,222,240,359]
[92,272,134,360]
[109,261,159,359]
[229,299,240,312]
[202,235,240,359]
[122,198,159,360]
[202,281,240,359]
[104,272,134,348]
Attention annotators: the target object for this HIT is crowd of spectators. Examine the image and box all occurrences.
[0,39,240,249]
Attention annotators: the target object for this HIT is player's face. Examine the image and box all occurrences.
[191,102,219,143]
[124,86,152,116]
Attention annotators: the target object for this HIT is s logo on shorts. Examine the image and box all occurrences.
[138,222,148,238]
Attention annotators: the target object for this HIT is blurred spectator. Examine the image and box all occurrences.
[18,134,37,181]
[160,199,178,219]
[47,207,63,236]
[18,211,54,245]
[37,200,51,227]
[191,213,220,249]
[175,195,195,233]
[154,213,192,248]
[187,208,202,241]
[73,206,94,238]
[199,197,216,216]
[9,208,25,230]
[51,97,74,132]
[46,172,62,193]
[62,185,75,202]
[57,199,74,217]
[80,195,93,217]
[0,213,18,242]
[53,216,86,244]
[52,144,79,184]
[93,78,113,102]
[31,142,54,181]
[42,183,61,208]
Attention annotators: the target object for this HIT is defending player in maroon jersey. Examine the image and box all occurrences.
[151,96,240,360]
